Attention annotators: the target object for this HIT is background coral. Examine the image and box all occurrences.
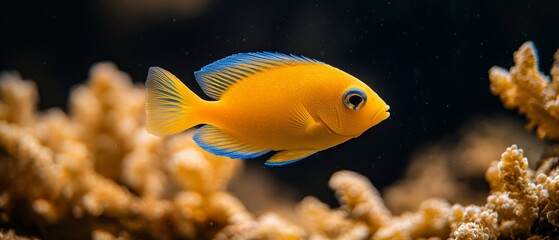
[0,63,245,239]
[489,41,559,140]
[383,117,544,214]
[2,42,559,239]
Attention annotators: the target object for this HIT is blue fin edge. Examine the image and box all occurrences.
[264,152,317,166]
[193,126,271,159]
[193,52,323,100]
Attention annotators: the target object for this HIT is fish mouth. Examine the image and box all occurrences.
[371,105,390,124]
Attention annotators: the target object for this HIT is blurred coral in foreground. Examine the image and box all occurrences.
[1,42,559,239]
[0,64,245,239]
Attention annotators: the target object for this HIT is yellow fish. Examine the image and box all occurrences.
[146,52,390,166]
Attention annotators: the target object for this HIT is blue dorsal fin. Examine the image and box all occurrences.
[194,52,322,100]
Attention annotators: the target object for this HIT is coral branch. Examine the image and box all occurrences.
[329,170,391,234]
[490,145,538,235]
[489,42,559,139]
[0,73,37,126]
[297,196,368,239]
[374,198,451,240]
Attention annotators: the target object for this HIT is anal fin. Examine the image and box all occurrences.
[193,125,270,159]
[265,150,317,166]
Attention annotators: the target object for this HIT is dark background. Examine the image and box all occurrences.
[1,0,559,203]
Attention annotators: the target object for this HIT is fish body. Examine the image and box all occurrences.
[146,52,389,166]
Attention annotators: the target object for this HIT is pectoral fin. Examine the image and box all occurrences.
[287,105,322,135]
[265,150,317,166]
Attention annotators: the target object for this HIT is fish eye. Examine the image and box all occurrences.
[343,88,367,110]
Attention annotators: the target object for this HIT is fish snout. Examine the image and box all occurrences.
[371,105,390,124]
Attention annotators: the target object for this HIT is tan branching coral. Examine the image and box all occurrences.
[0,73,37,126]
[3,43,559,239]
[488,145,538,235]
[329,170,392,234]
[383,117,543,214]
[449,204,498,240]
[0,229,38,240]
[374,198,451,240]
[0,63,246,239]
[489,41,559,140]
[297,196,369,239]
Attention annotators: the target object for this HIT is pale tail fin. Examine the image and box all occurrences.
[145,67,202,136]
